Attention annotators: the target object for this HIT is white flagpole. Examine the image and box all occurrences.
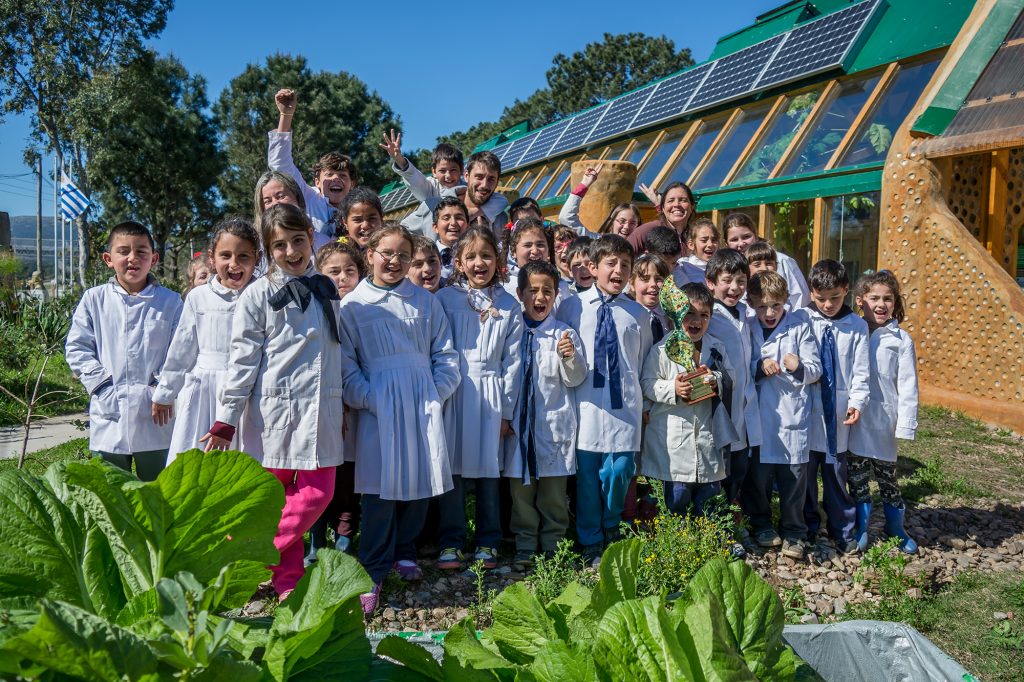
[53,158,58,289]
[60,211,66,291]
[69,220,75,286]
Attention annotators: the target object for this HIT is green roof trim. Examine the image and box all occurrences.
[912,0,1024,137]
[694,166,883,210]
[537,191,652,210]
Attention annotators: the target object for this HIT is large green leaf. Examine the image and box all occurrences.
[676,594,758,682]
[530,640,595,682]
[591,539,641,614]
[375,635,445,681]
[62,450,283,599]
[262,548,374,681]
[544,581,596,643]
[684,559,794,679]
[442,617,518,681]
[592,597,703,682]
[3,599,161,681]
[488,582,559,664]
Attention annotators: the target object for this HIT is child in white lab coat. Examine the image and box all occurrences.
[503,260,587,570]
[502,219,572,306]
[153,218,260,462]
[849,270,919,554]
[337,223,460,613]
[201,203,345,601]
[66,221,183,482]
[674,218,720,286]
[745,271,822,560]
[431,196,470,281]
[436,226,523,571]
[380,129,466,237]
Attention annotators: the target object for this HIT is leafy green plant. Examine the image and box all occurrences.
[845,538,923,624]
[526,538,596,604]
[781,586,813,625]
[380,541,814,681]
[468,559,497,630]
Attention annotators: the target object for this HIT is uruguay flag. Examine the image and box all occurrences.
[60,172,91,220]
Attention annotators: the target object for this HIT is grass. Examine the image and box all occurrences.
[0,437,90,475]
[0,351,87,427]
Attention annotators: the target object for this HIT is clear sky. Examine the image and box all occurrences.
[0,0,781,217]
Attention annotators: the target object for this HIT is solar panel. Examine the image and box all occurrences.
[629,63,713,131]
[489,142,513,163]
[502,130,544,169]
[755,0,879,90]
[516,117,573,167]
[586,85,656,145]
[382,189,400,210]
[687,35,786,110]
[546,103,609,158]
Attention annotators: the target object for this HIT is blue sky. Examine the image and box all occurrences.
[0,0,780,217]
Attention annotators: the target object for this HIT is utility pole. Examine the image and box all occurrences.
[35,157,42,275]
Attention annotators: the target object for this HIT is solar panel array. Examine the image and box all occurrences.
[382,0,881,208]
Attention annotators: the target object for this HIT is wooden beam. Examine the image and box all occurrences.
[812,196,827,264]
[635,131,667,174]
[987,149,1012,274]
[758,204,771,240]
[825,62,899,170]
[689,108,743,186]
[652,121,702,189]
[722,95,788,186]
[770,80,840,180]
[521,165,548,196]
[533,161,566,198]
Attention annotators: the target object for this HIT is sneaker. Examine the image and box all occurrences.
[603,526,623,545]
[755,529,783,548]
[728,541,747,559]
[838,538,860,555]
[781,538,806,560]
[512,551,534,572]
[474,546,499,570]
[582,544,603,568]
[394,560,423,581]
[360,583,381,615]
[437,548,464,570]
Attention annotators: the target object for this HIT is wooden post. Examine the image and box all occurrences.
[987,150,1011,273]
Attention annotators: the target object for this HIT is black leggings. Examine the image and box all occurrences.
[847,455,902,505]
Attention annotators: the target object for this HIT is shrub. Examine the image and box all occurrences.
[526,538,597,604]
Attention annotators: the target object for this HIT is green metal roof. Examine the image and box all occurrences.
[694,165,883,210]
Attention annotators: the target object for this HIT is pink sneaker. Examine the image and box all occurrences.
[360,583,382,615]
[394,560,423,581]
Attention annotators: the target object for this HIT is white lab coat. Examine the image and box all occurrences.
[557,191,601,238]
[216,263,345,470]
[437,284,524,478]
[706,300,762,451]
[672,256,708,286]
[849,320,919,462]
[338,278,460,500]
[776,250,810,309]
[556,286,653,453]
[750,310,822,464]
[267,131,337,236]
[392,160,465,237]
[153,277,249,461]
[640,335,737,483]
[502,316,588,479]
[805,306,871,458]
[66,277,183,454]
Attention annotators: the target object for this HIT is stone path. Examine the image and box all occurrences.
[0,413,85,460]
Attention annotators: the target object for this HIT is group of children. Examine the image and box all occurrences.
[65,89,920,616]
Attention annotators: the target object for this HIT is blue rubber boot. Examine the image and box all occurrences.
[883,502,918,554]
[854,501,872,552]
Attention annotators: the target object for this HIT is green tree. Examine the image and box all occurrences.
[214,54,401,216]
[0,0,173,285]
[83,52,223,278]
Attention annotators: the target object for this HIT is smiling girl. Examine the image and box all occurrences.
[153,218,260,462]
[674,218,721,285]
[435,227,524,571]
[339,186,384,250]
[337,223,460,613]
[502,219,572,306]
[202,204,345,602]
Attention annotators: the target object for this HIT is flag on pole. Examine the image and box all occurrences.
[60,172,91,220]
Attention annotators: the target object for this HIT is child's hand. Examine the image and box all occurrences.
[380,129,406,168]
[275,88,297,116]
[638,182,661,207]
[675,373,693,400]
[151,402,173,427]
[500,419,513,438]
[199,432,230,452]
[782,353,800,372]
[761,358,781,376]
[843,407,861,425]
[581,163,603,188]
[557,331,574,358]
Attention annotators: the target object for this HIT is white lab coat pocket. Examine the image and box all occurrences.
[877,347,899,378]
[90,385,120,420]
[259,386,293,430]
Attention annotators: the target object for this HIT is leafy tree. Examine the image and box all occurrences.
[215,54,401,216]
[82,52,223,278]
[0,0,173,285]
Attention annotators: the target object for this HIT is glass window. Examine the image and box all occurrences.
[767,199,814,274]
[503,175,517,187]
[732,89,822,185]
[625,134,657,167]
[604,141,630,160]
[514,171,534,191]
[637,127,689,187]
[781,74,881,176]
[820,192,880,282]
[541,163,573,200]
[693,104,772,190]
[525,167,554,198]
[660,118,726,187]
[840,58,940,167]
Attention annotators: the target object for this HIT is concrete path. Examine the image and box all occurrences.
[0,413,86,460]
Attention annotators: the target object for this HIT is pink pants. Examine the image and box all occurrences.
[268,467,336,595]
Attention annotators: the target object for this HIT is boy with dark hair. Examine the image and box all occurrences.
[463,151,509,232]
[432,196,469,280]
[557,235,652,566]
[643,226,683,274]
[566,236,595,292]
[804,259,871,555]
[745,241,778,276]
[66,221,183,481]
[271,89,359,235]
[381,129,468,236]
